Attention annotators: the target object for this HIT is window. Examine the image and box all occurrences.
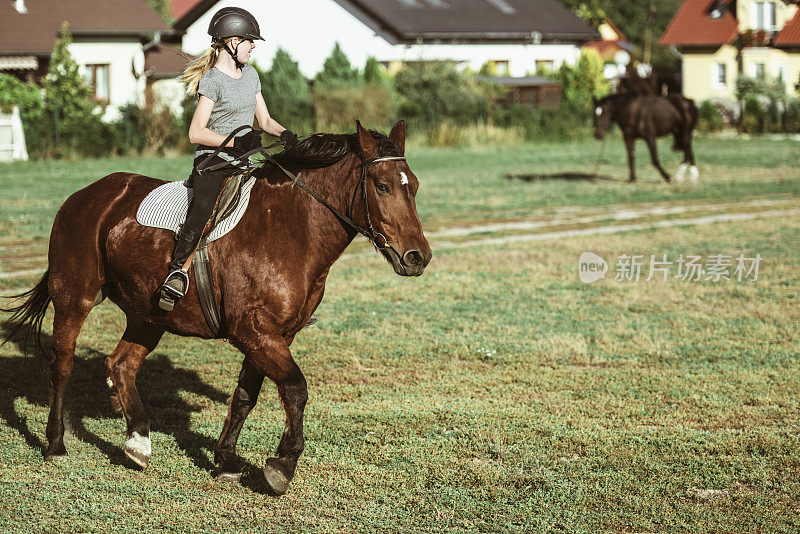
[492,60,510,75]
[713,62,727,88]
[753,2,776,31]
[84,64,109,104]
[754,62,765,80]
[777,63,787,82]
[535,60,554,73]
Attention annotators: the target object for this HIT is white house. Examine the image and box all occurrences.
[173,0,600,78]
[0,0,183,121]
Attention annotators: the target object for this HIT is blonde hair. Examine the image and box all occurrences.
[181,38,236,95]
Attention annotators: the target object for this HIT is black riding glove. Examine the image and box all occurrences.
[233,130,263,154]
[280,129,299,148]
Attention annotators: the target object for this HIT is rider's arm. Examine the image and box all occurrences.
[188,95,235,147]
[254,93,286,137]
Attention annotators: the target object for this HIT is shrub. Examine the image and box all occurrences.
[493,103,591,141]
[558,49,609,114]
[697,100,723,132]
[392,61,486,129]
[0,74,43,115]
[112,104,184,155]
[784,98,800,133]
[740,94,765,133]
[312,82,397,133]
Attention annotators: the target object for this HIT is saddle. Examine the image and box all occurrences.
[137,169,256,335]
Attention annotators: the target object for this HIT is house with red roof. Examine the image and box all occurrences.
[0,0,188,119]
[660,0,800,104]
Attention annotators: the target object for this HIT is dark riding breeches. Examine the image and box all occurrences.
[168,155,239,272]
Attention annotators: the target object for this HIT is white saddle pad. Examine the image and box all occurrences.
[136,177,256,242]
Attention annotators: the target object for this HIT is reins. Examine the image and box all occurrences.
[195,126,406,256]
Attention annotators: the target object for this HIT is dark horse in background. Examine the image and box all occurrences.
[1,121,431,495]
[594,93,699,183]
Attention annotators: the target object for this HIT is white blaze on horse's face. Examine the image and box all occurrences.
[400,171,409,186]
[595,106,603,117]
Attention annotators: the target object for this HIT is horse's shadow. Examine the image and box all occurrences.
[0,323,271,492]
[505,172,620,182]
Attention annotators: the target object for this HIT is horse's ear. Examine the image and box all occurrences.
[356,120,379,158]
[389,120,406,154]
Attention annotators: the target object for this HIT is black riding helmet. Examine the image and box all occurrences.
[207,7,263,69]
[207,7,264,41]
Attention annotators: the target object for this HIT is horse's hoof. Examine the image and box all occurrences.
[263,459,291,496]
[124,446,150,469]
[213,469,243,483]
[124,432,151,469]
[44,443,67,461]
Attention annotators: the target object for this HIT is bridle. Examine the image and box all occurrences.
[195,126,407,257]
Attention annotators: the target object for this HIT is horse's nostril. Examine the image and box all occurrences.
[403,250,424,267]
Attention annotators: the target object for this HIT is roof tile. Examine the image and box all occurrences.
[658,0,738,47]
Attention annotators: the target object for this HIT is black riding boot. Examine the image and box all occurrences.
[158,226,201,311]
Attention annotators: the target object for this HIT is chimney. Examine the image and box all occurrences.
[14,0,28,14]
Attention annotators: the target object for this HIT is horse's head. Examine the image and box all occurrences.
[354,120,432,277]
[593,98,613,139]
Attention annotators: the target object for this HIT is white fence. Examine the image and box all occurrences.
[0,106,29,162]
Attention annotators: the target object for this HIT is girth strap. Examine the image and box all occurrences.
[194,238,223,337]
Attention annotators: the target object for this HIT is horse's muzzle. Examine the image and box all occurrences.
[381,246,431,277]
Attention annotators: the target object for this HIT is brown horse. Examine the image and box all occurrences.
[1,121,431,495]
[594,93,699,183]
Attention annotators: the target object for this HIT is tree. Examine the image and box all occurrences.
[258,48,314,133]
[363,56,390,87]
[315,42,360,85]
[43,22,95,120]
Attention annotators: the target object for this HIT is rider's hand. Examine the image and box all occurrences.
[233,130,263,153]
[280,129,299,148]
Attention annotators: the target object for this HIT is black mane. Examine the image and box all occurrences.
[253,129,401,178]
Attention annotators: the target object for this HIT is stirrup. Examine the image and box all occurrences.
[158,270,190,311]
[306,316,318,327]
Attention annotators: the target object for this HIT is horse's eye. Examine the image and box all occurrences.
[376,183,390,194]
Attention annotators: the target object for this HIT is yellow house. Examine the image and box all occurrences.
[660,0,800,103]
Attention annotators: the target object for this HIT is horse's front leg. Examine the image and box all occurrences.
[624,135,637,182]
[221,316,307,495]
[645,136,671,182]
[213,360,265,481]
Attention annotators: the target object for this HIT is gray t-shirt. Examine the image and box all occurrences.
[196,65,261,165]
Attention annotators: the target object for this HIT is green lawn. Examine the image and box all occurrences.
[0,137,799,532]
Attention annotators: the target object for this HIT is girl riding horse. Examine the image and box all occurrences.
[160,7,298,310]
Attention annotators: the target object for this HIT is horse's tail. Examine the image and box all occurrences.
[0,269,51,355]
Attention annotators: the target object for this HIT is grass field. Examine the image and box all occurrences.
[0,136,799,532]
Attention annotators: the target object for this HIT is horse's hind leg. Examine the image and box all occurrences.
[645,136,671,182]
[44,298,96,459]
[105,317,164,468]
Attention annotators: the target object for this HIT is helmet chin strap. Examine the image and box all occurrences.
[218,39,244,70]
